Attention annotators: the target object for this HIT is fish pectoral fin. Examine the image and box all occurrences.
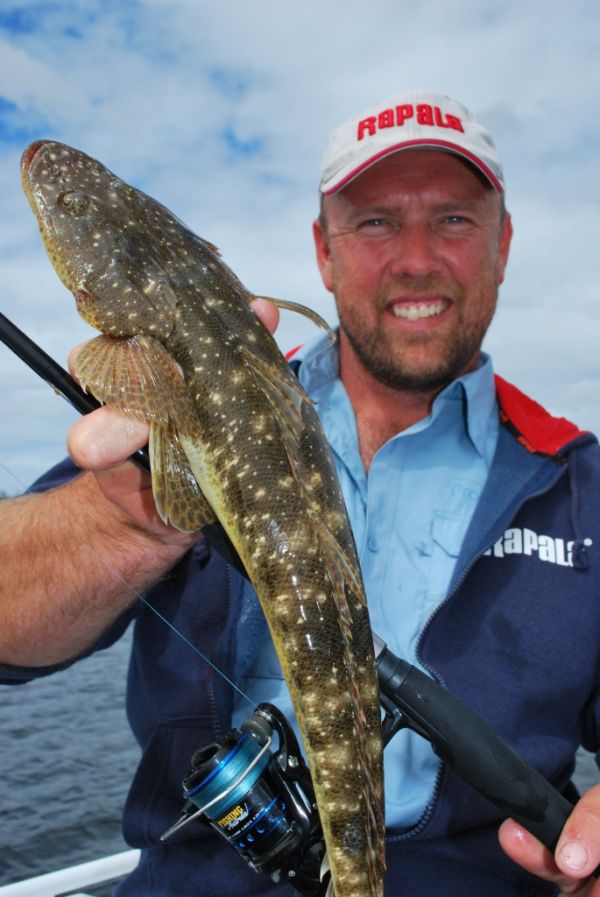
[75,335,209,533]
[150,421,216,532]
[73,333,197,430]
[253,295,335,341]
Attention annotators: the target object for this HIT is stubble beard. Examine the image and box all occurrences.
[339,295,497,395]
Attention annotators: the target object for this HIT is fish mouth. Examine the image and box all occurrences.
[21,140,51,178]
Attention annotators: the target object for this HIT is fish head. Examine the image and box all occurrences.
[21,140,177,340]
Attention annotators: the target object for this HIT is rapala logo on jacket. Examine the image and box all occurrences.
[484,528,592,568]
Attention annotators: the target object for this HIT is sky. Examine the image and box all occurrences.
[0,0,598,494]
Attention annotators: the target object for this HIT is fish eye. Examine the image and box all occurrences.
[58,190,90,216]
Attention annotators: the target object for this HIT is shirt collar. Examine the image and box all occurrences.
[295,331,497,460]
[428,356,497,459]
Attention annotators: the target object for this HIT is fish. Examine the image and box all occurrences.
[21,140,385,896]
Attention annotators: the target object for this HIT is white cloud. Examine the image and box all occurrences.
[0,0,599,492]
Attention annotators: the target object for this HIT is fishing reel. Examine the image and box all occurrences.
[162,639,576,896]
[162,703,326,896]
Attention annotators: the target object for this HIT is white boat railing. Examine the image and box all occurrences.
[0,850,140,897]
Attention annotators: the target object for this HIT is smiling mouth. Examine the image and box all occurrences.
[390,299,449,321]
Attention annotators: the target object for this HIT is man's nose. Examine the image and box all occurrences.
[387,225,442,279]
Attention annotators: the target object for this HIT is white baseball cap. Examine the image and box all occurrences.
[319,89,504,194]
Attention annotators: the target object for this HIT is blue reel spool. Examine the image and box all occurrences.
[183,720,300,867]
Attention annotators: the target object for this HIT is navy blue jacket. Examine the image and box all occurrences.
[5,376,600,896]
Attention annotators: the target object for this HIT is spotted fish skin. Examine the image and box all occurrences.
[21,140,385,896]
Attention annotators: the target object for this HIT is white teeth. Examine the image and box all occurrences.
[391,301,446,320]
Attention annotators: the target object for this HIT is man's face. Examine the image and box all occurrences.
[313,150,513,394]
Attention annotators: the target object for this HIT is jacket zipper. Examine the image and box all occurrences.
[388,465,569,844]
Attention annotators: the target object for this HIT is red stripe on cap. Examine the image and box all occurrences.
[323,139,504,194]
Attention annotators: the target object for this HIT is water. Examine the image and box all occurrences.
[0,624,598,888]
[0,628,139,886]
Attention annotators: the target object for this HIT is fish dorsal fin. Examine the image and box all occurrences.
[237,343,307,453]
[253,295,335,341]
[237,342,365,604]
[237,345,365,602]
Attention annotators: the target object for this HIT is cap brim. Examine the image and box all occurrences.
[321,139,504,195]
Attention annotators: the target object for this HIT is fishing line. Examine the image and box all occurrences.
[0,455,254,707]
[0,459,29,491]
[86,544,253,705]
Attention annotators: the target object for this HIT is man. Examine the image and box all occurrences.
[1,89,600,896]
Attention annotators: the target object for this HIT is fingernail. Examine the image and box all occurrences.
[558,839,588,872]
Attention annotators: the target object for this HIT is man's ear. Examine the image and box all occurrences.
[313,217,335,294]
[495,212,513,286]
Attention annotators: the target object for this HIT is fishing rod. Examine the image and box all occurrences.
[0,310,573,892]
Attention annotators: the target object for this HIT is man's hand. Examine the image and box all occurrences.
[1,302,283,667]
[66,298,280,538]
[499,783,600,895]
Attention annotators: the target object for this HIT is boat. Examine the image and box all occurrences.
[0,850,139,897]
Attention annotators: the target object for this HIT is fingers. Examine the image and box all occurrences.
[68,406,149,470]
[554,784,600,883]
[499,790,600,897]
[498,820,573,888]
[251,297,280,334]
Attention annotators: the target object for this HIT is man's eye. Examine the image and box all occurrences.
[358,218,387,230]
[445,215,467,224]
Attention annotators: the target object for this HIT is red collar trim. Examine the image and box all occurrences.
[285,345,303,361]
[495,374,589,457]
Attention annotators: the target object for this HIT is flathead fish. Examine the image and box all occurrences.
[21,140,385,896]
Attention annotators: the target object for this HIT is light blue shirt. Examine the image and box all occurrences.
[232,333,499,828]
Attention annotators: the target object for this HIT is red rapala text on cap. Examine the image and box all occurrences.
[357,104,465,140]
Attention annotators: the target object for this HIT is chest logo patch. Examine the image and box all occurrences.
[483,527,592,568]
